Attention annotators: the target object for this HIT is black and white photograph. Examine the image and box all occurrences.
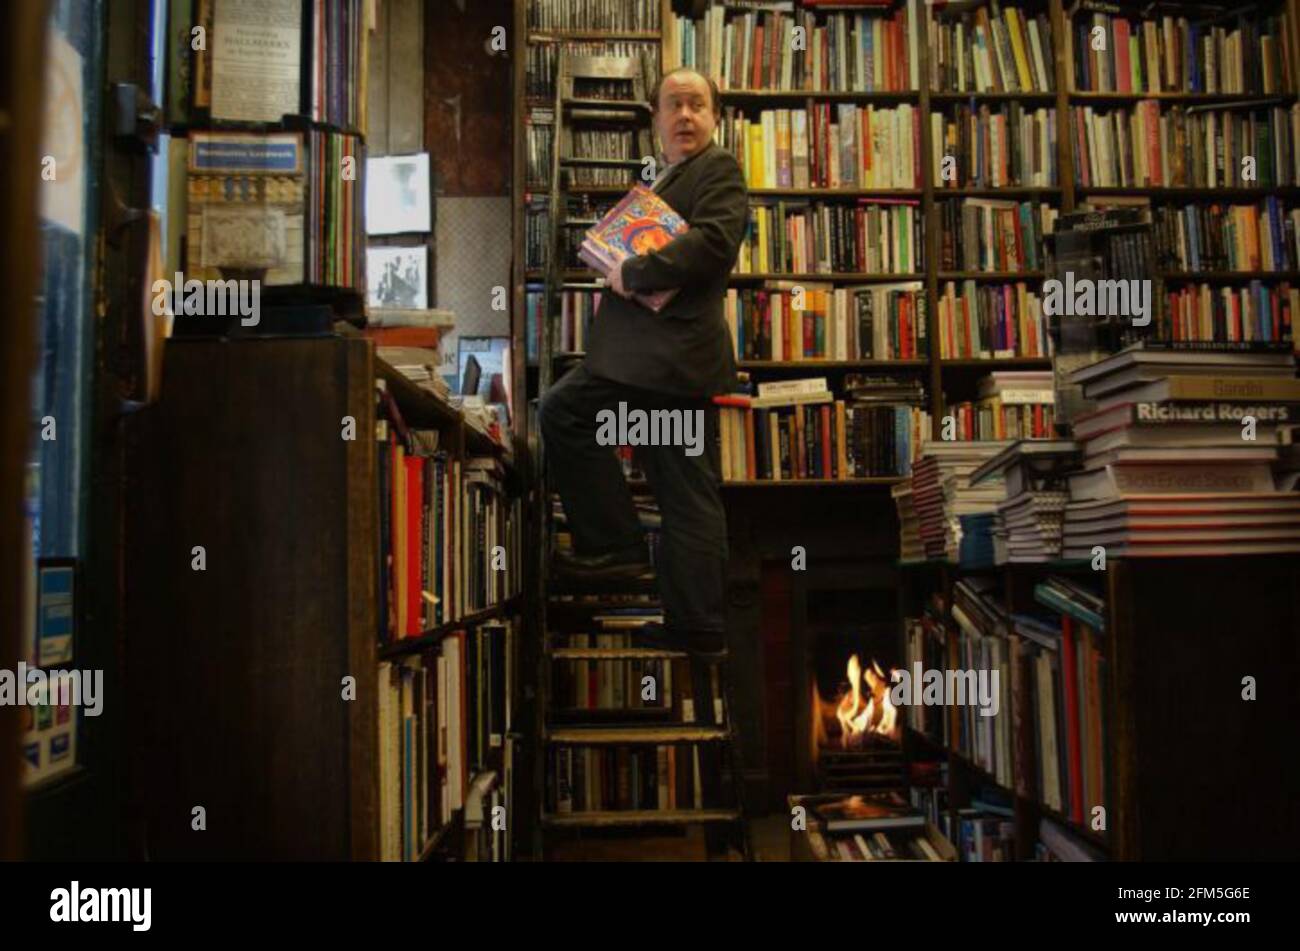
[367,245,428,310]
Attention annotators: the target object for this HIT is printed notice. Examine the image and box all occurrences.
[212,0,302,123]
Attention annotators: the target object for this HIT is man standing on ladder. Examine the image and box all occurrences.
[539,67,747,660]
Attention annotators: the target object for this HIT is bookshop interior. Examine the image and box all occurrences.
[5,0,1300,867]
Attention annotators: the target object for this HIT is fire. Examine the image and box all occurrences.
[829,655,899,747]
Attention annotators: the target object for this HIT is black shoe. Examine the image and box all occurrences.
[552,544,654,581]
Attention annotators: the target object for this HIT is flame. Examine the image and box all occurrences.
[829,654,900,748]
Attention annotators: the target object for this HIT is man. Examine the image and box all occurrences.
[538,67,748,657]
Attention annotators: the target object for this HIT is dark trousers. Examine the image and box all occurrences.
[538,362,728,636]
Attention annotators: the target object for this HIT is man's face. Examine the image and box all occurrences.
[655,72,717,165]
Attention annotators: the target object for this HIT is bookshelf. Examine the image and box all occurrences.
[126,337,522,861]
[507,0,1300,844]
[897,555,1300,860]
[144,1,530,861]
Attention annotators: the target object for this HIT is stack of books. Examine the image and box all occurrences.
[970,439,1083,563]
[578,186,688,313]
[892,481,924,563]
[789,791,954,862]
[910,442,1011,561]
[1061,343,1300,557]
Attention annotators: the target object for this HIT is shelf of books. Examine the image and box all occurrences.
[372,358,525,861]
[165,0,374,320]
[888,332,1300,858]
[516,0,1300,456]
[509,0,1300,858]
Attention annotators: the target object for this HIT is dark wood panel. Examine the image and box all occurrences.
[425,0,512,196]
[1123,557,1300,860]
[0,0,49,861]
[130,338,373,859]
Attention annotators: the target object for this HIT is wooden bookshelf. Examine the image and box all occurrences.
[529,30,661,42]
[898,556,1300,860]
[127,338,524,860]
[720,89,918,103]
[378,596,524,661]
[510,0,1300,854]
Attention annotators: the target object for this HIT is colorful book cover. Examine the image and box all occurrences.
[582,185,689,312]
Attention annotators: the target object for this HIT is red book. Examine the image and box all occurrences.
[1115,18,1132,94]
[1060,615,1085,825]
[363,326,442,349]
[404,455,424,638]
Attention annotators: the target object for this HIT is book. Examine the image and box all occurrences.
[580,185,689,313]
[809,793,924,833]
[675,3,920,93]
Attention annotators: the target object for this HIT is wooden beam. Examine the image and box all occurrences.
[0,0,50,861]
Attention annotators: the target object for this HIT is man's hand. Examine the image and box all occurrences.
[607,258,634,299]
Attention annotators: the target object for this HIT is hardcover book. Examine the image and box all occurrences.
[581,185,689,312]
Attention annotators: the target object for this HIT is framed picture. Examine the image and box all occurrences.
[367,246,429,310]
[366,153,432,235]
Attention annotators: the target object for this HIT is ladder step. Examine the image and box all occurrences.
[550,647,684,660]
[542,808,740,829]
[548,707,676,724]
[546,725,729,745]
[561,98,650,113]
[560,157,643,168]
[548,578,659,596]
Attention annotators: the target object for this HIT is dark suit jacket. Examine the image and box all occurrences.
[584,141,748,398]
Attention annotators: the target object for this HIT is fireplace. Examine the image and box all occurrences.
[784,560,908,799]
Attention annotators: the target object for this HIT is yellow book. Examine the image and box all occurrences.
[751,123,765,188]
[757,206,770,273]
[1004,8,1035,92]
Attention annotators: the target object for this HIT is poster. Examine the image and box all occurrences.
[211,0,303,122]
